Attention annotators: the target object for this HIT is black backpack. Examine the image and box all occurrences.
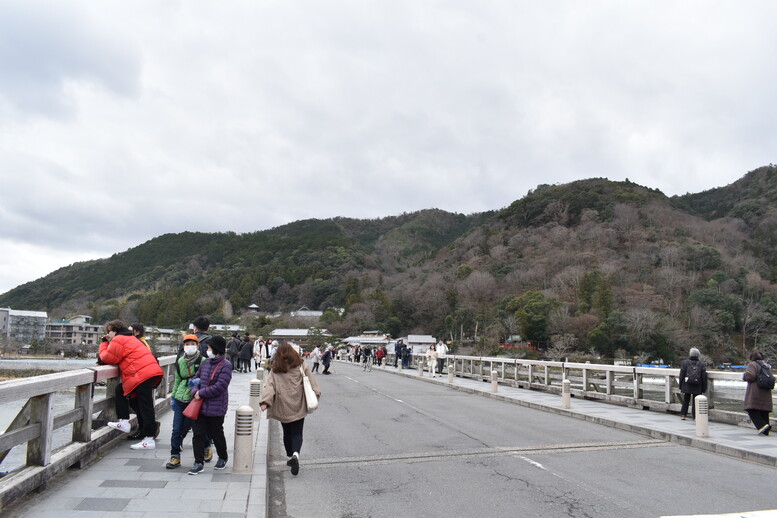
[757,362,776,390]
[685,361,703,386]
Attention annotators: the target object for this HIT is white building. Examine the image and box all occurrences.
[342,330,392,349]
[403,334,437,354]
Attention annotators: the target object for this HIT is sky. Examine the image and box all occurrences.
[1,1,776,297]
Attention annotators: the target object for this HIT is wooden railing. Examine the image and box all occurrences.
[0,355,176,511]
[383,353,757,426]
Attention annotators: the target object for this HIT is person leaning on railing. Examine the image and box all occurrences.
[99,319,164,450]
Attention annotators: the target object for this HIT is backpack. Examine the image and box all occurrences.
[685,361,703,386]
[756,362,776,390]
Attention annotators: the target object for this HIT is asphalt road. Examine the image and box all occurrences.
[268,362,777,518]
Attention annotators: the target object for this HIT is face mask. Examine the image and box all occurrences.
[184,345,198,356]
[207,350,215,359]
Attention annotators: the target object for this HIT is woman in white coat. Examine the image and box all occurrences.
[425,344,438,377]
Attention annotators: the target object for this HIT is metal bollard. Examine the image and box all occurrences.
[233,406,255,474]
[561,379,571,408]
[256,367,264,381]
[249,379,263,420]
[695,395,709,437]
[491,370,498,392]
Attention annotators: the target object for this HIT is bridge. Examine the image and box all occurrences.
[1,356,777,517]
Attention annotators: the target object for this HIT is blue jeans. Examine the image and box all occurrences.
[170,398,195,457]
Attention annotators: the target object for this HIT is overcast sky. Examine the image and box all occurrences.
[1,1,776,298]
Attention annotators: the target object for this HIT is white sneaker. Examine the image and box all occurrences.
[107,419,132,433]
[130,437,156,450]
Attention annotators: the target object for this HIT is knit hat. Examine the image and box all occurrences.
[689,347,700,358]
[209,335,227,355]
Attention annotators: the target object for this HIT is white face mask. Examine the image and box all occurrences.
[184,345,198,356]
[207,350,215,359]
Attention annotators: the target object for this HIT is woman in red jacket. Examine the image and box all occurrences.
[99,320,164,450]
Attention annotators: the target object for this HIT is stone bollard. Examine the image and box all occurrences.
[561,379,571,409]
[448,365,454,384]
[249,379,263,421]
[233,406,255,474]
[418,361,424,377]
[695,395,709,437]
[491,370,498,392]
[256,367,265,381]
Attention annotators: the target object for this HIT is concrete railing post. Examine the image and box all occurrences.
[233,406,255,474]
[448,363,454,384]
[256,367,265,381]
[491,370,498,392]
[695,395,709,437]
[562,379,571,409]
[249,379,263,421]
[418,361,424,377]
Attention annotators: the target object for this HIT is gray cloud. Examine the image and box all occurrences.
[1,1,776,295]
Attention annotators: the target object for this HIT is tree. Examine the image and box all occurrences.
[507,291,561,343]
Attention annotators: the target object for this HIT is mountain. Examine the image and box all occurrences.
[3,166,777,365]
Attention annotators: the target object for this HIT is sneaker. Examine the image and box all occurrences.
[214,458,227,470]
[286,457,293,466]
[289,452,299,476]
[154,421,161,439]
[758,424,772,435]
[108,419,132,433]
[130,437,156,450]
[204,447,213,462]
[166,456,181,469]
[187,462,204,475]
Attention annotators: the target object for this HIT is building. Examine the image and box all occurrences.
[45,315,102,350]
[270,328,331,350]
[188,323,246,335]
[1,308,48,346]
[403,334,436,354]
[342,330,393,349]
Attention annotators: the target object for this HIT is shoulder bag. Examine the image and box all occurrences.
[300,365,319,413]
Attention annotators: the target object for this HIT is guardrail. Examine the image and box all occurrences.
[381,353,758,426]
[0,355,177,511]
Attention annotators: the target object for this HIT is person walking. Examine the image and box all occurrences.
[678,347,707,420]
[259,342,321,476]
[743,350,774,435]
[394,340,404,367]
[436,340,448,374]
[227,333,241,370]
[425,343,438,377]
[166,334,204,469]
[100,320,164,450]
[321,346,332,375]
[310,346,321,372]
[188,336,233,475]
[253,336,266,370]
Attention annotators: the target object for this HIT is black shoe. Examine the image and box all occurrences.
[759,424,772,435]
[289,454,299,476]
[214,458,227,470]
[154,421,161,439]
[286,457,293,466]
[188,463,204,475]
[126,432,143,441]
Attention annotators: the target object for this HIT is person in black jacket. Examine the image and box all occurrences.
[227,334,241,370]
[239,334,253,373]
[679,347,708,420]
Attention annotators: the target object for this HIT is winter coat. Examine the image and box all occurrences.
[311,348,321,363]
[99,331,163,396]
[238,340,253,360]
[743,360,774,412]
[322,350,332,366]
[171,352,203,402]
[259,362,321,423]
[253,340,265,359]
[227,337,241,357]
[679,357,707,395]
[437,343,448,358]
[191,356,233,417]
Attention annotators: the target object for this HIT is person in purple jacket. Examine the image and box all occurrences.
[188,335,233,475]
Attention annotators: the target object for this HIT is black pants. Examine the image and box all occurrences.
[680,393,697,418]
[323,363,330,374]
[281,418,305,457]
[747,409,771,431]
[193,415,228,463]
[312,362,319,372]
[115,376,161,437]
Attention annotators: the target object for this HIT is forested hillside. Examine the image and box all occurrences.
[3,166,777,365]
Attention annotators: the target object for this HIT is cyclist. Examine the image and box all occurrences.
[362,347,373,371]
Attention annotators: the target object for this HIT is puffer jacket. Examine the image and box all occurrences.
[99,331,163,396]
[172,352,203,402]
[191,356,232,417]
[260,362,321,423]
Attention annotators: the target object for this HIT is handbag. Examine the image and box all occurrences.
[300,365,319,413]
[183,359,225,420]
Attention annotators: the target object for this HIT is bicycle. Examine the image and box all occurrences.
[362,355,373,372]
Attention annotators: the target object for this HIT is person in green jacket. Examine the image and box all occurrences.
[166,334,204,469]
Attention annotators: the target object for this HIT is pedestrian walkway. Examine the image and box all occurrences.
[376,362,777,468]
[5,370,269,518]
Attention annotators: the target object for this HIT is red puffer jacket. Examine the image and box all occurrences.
[99,332,163,395]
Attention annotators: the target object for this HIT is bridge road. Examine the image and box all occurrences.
[269,361,777,518]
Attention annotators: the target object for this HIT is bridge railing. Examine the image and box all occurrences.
[0,355,177,511]
[383,353,754,426]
